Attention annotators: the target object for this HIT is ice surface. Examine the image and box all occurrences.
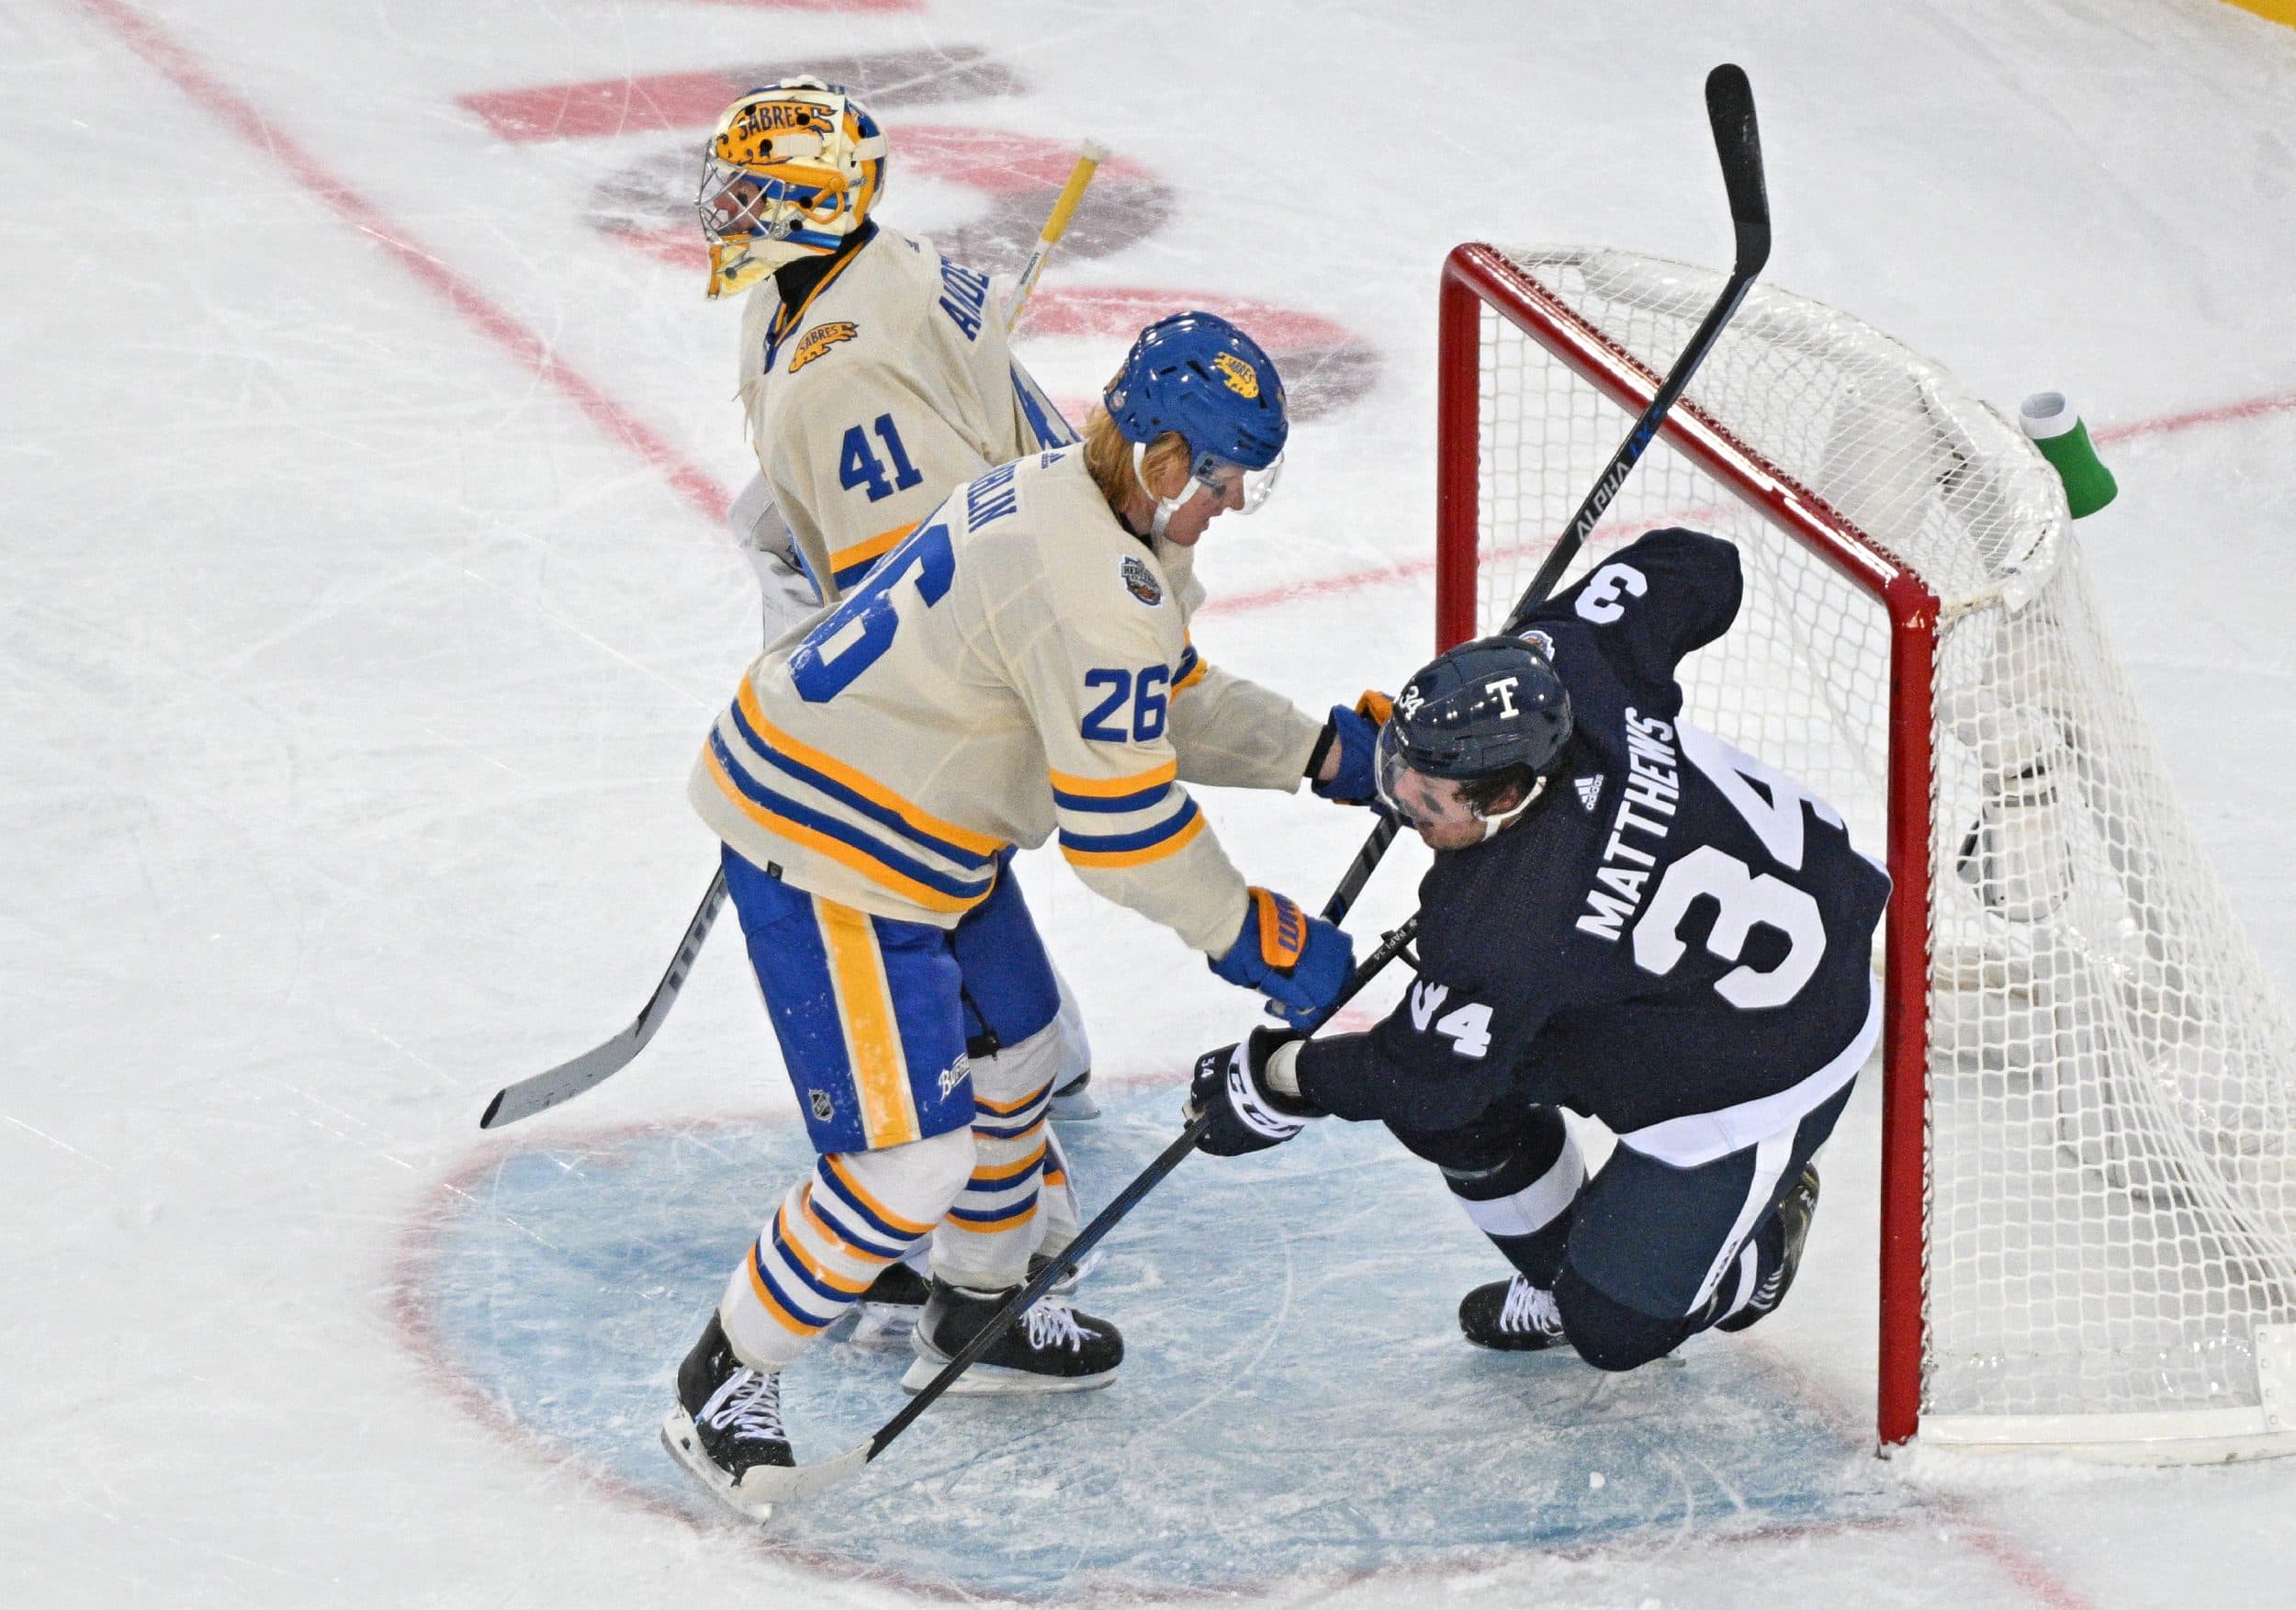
[6,0,2296,1605]
[406,1090,1903,1597]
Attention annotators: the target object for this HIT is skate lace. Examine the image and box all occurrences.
[699,1366,786,1443]
[1500,1276,1564,1338]
[1021,1297,1091,1353]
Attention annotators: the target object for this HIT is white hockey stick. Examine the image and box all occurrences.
[478,873,727,1129]
[478,142,1111,1132]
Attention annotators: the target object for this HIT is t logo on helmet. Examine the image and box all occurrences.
[1486,675,1521,718]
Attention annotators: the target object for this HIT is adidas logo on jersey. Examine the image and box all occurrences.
[1573,775,1604,813]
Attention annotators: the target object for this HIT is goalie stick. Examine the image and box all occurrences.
[718,917,1424,1509]
[478,141,1112,1132]
[1317,62,1771,930]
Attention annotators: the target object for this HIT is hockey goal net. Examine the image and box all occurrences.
[1440,243,2296,1458]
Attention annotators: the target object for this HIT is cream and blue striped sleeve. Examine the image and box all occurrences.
[1164,631,1327,791]
[994,564,1252,958]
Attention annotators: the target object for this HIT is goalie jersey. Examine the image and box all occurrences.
[739,223,1072,602]
[690,446,1323,954]
[1298,528,1892,1142]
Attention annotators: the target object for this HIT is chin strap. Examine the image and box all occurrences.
[1131,442,1192,540]
[1475,775,1548,841]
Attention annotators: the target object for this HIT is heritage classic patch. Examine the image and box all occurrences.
[1520,627,1557,660]
[1120,554,1165,605]
[789,321,860,372]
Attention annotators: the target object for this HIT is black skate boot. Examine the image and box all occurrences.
[1458,1273,1570,1352]
[898,1277,1122,1394]
[1717,1164,1819,1333]
[1027,1244,1103,1299]
[1050,1065,1100,1120]
[660,1313,792,1518]
[848,1257,930,1343]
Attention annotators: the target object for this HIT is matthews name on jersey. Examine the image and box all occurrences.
[691,445,1323,954]
[739,222,1074,602]
[1298,527,1891,1140]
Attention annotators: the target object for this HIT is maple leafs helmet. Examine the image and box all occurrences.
[1103,311,1288,536]
[1376,635,1573,836]
[697,76,888,298]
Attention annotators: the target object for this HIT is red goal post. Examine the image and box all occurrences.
[1435,242,2296,1458]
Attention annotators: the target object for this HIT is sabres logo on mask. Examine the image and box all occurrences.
[1211,351,1260,399]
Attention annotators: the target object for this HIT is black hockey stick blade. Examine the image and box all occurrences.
[1705,64,1770,275]
[478,870,729,1129]
[731,920,1424,1508]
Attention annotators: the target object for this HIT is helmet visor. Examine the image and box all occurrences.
[1373,721,1427,826]
[1189,448,1283,515]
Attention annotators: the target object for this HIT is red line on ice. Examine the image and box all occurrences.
[75,0,2293,638]
[75,0,733,527]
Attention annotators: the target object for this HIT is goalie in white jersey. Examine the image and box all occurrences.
[663,308,1390,1514]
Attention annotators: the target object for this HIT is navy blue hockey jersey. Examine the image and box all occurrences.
[1298,528,1890,1139]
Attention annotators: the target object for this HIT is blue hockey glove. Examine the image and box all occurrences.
[1185,1028,1321,1156]
[1208,886,1355,1027]
[1310,691,1393,805]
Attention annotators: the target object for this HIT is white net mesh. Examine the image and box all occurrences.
[1464,245,2296,1441]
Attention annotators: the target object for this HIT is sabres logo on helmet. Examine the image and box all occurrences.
[1211,351,1260,399]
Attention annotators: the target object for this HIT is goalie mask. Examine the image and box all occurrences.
[1377,636,1573,840]
[697,77,888,299]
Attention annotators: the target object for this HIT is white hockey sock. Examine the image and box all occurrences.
[719,1129,970,1369]
[933,1019,1062,1289]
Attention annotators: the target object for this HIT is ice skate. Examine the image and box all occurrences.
[1027,1244,1102,1299]
[1717,1164,1819,1333]
[1049,1065,1101,1120]
[1458,1273,1569,1352]
[899,1277,1122,1393]
[660,1314,793,1519]
[846,1257,931,1343]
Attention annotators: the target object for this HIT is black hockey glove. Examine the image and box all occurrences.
[1185,1027,1323,1156]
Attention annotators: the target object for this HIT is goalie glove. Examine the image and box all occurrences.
[1208,887,1354,1027]
[1185,1028,1322,1156]
[1309,690,1394,805]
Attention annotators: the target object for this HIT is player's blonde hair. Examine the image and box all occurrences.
[1084,400,1193,514]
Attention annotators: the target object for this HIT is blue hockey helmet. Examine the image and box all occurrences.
[1103,312,1289,524]
[1377,636,1573,831]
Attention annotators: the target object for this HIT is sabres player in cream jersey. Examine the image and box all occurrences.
[660,310,1391,1516]
[695,79,1094,1338]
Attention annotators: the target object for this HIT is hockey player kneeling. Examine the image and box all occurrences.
[662,310,1390,1516]
[1188,529,1889,1373]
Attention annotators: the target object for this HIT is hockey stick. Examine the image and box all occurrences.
[1009,141,1109,325]
[479,872,728,1130]
[732,918,1424,1504]
[1316,64,1770,931]
[478,145,1114,1132]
